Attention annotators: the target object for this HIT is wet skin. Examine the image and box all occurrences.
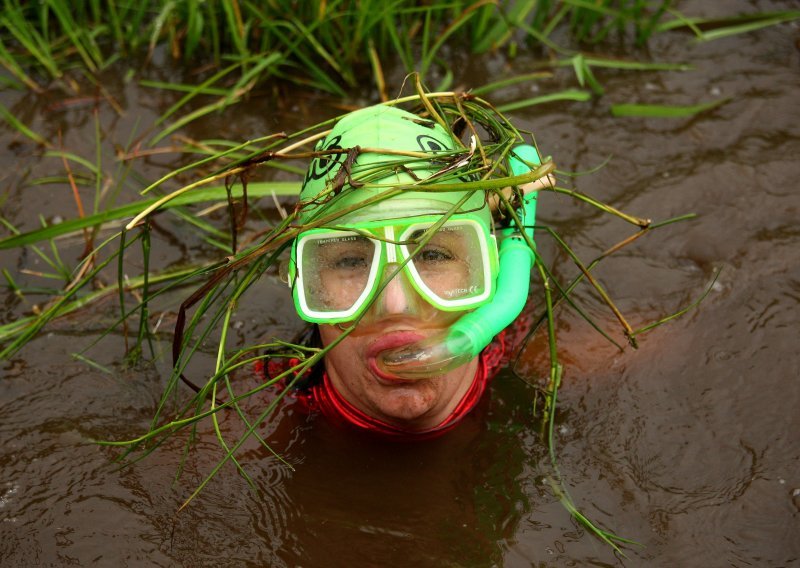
[318,266,479,431]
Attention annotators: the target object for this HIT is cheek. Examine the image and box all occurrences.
[318,324,339,346]
[319,325,366,374]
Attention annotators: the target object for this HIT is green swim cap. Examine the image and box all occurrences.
[298,105,490,226]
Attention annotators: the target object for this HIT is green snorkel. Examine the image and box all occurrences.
[377,145,541,377]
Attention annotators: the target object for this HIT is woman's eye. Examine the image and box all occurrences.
[418,247,455,263]
[334,256,368,270]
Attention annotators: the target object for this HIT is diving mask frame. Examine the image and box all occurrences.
[289,212,500,324]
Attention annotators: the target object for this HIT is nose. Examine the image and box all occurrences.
[376,263,420,316]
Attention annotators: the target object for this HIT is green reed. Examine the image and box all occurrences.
[5,1,795,145]
[9,0,794,99]
[0,72,715,546]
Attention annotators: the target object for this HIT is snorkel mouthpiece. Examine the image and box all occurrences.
[377,145,541,379]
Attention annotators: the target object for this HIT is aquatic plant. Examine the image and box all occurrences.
[2,0,796,123]
[0,73,717,553]
[0,0,671,87]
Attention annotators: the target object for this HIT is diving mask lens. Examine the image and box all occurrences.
[292,218,497,323]
[400,220,494,310]
[294,230,382,322]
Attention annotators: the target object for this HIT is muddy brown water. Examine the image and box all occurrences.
[2,2,799,566]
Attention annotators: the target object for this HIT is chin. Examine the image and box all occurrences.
[368,381,440,426]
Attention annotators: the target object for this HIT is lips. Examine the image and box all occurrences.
[366,331,425,383]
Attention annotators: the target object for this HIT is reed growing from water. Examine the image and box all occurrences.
[1,0,672,88]
[4,1,796,136]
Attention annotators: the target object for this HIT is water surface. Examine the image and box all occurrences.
[1,2,799,565]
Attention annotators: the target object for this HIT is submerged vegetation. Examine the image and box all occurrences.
[0,0,793,555]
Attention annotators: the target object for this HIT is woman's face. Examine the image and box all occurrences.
[318,268,478,431]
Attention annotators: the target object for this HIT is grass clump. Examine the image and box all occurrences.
[2,1,796,138]
[8,0,794,98]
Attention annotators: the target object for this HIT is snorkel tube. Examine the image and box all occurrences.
[377,145,542,378]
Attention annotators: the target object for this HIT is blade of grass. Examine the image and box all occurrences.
[0,231,130,358]
[696,12,800,42]
[0,37,44,92]
[45,0,102,71]
[71,352,114,375]
[154,62,242,126]
[367,39,388,102]
[285,13,351,86]
[632,268,721,336]
[0,181,299,250]
[221,0,248,59]
[473,0,537,53]
[535,261,637,555]
[262,22,347,97]
[656,10,800,35]
[0,102,51,147]
[420,0,495,77]
[139,132,289,195]
[1,7,60,79]
[611,98,729,118]
[151,97,236,146]
[44,150,101,176]
[224,52,282,107]
[148,0,177,59]
[139,80,229,96]
[470,71,552,96]
[497,89,592,112]
[565,55,690,71]
[548,184,650,227]
[210,305,257,491]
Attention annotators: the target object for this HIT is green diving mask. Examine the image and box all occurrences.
[290,212,499,324]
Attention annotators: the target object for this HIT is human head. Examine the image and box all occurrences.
[288,103,498,429]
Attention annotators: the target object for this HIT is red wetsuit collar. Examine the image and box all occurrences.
[262,329,509,439]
